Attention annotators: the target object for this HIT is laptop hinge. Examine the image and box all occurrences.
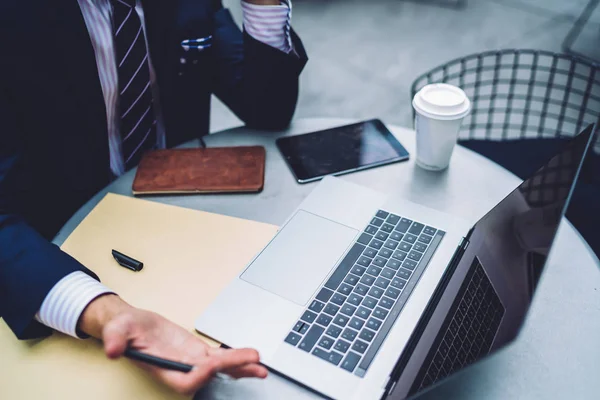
[383,236,469,398]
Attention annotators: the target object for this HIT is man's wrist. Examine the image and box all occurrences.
[78,294,132,339]
[243,0,281,5]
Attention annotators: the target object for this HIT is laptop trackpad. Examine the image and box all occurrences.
[241,210,358,306]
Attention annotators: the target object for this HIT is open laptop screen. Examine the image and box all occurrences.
[406,124,596,397]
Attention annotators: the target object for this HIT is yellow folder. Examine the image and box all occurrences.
[0,194,278,399]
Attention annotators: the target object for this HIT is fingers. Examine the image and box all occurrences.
[221,364,269,379]
[102,315,134,359]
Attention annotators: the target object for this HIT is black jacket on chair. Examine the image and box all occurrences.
[0,0,307,339]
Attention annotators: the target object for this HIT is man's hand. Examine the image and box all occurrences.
[79,294,268,396]
[243,0,281,5]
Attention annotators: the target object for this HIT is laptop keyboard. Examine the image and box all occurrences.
[410,257,505,394]
[284,210,445,377]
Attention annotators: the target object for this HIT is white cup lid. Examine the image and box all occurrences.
[412,83,471,120]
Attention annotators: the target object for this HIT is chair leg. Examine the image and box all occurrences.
[562,0,600,61]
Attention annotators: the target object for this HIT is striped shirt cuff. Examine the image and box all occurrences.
[241,0,293,54]
[35,271,115,338]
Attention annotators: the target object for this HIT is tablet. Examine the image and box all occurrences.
[276,119,410,183]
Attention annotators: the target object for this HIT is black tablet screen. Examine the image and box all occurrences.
[277,119,409,183]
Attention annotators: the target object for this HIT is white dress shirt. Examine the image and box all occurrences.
[36,0,293,339]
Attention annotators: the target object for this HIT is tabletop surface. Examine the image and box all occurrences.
[55,118,600,400]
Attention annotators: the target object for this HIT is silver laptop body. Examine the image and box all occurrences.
[196,124,596,400]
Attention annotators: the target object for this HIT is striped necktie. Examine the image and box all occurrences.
[110,0,157,170]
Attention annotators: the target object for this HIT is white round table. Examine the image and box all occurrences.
[55,118,600,400]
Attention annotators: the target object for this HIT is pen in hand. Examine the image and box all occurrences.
[124,348,194,373]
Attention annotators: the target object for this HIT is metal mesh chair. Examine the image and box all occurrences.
[410,49,600,257]
[410,49,600,153]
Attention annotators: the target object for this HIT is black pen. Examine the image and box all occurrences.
[112,250,144,272]
[124,348,194,373]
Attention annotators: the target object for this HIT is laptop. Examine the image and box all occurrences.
[196,124,597,400]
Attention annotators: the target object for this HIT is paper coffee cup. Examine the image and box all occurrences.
[412,83,471,171]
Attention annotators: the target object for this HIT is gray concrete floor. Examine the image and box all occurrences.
[210,0,600,133]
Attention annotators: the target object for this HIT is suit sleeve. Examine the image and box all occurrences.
[210,6,308,131]
[0,86,99,340]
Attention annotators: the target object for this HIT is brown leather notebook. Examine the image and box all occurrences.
[132,146,266,195]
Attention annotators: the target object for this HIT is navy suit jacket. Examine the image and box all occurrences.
[0,0,307,339]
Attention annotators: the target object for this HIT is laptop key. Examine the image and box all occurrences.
[349,317,365,331]
[365,225,378,235]
[333,314,350,327]
[344,274,359,286]
[362,296,378,309]
[379,297,394,310]
[356,306,371,319]
[414,242,427,253]
[366,318,382,331]
[316,314,332,327]
[293,321,305,333]
[309,300,325,313]
[316,288,334,303]
[363,247,377,258]
[403,259,418,270]
[318,336,335,350]
[352,340,368,354]
[418,234,432,244]
[385,287,401,299]
[390,231,403,241]
[381,267,395,279]
[404,234,418,244]
[312,348,343,366]
[285,332,302,346]
[376,210,389,219]
[368,287,384,299]
[341,304,357,317]
[370,217,384,227]
[372,307,388,320]
[378,248,392,259]
[395,218,412,233]
[381,223,394,233]
[326,325,342,338]
[386,214,401,225]
[341,352,361,373]
[367,266,382,276]
[301,310,317,323]
[396,268,412,280]
[348,293,364,306]
[338,283,353,295]
[354,284,369,296]
[357,233,373,246]
[369,239,384,250]
[423,226,437,236]
[359,328,375,342]
[374,277,390,289]
[331,293,346,305]
[324,304,340,316]
[386,259,401,270]
[351,265,366,276]
[392,250,407,261]
[398,242,411,252]
[360,274,375,286]
[334,339,351,353]
[375,231,389,241]
[342,328,358,341]
[372,256,387,268]
[408,251,422,261]
[409,222,425,235]
[383,239,399,250]
[298,325,324,352]
[357,256,371,267]
[391,277,406,289]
